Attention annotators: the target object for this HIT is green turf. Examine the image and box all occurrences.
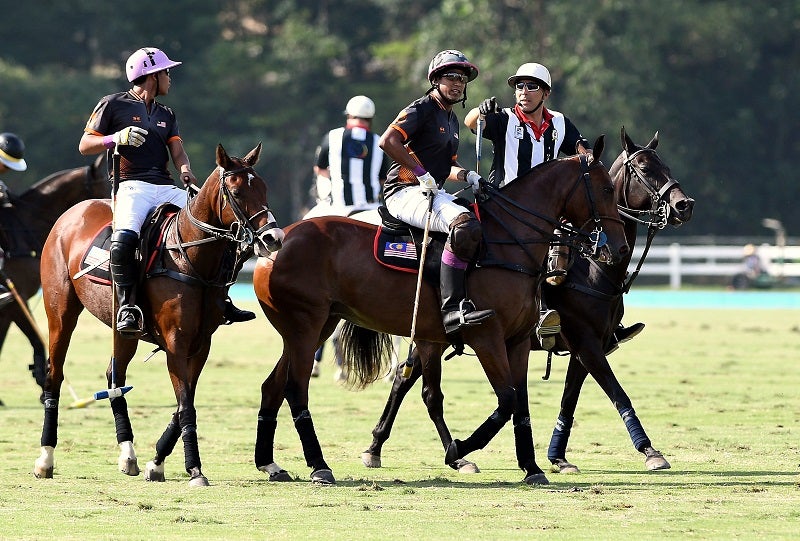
[0,300,798,540]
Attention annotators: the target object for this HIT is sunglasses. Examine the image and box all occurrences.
[162,69,171,77]
[515,81,541,92]
[440,72,469,84]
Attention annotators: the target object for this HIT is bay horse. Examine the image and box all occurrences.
[0,154,107,402]
[253,136,628,485]
[360,127,694,475]
[33,143,284,486]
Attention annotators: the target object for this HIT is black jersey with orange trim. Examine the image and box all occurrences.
[83,91,181,186]
[383,94,460,199]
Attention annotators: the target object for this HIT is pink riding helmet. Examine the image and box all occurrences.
[125,48,182,82]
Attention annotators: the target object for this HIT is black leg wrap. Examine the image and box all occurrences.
[452,409,510,459]
[513,416,536,472]
[110,396,134,444]
[154,412,181,465]
[40,394,59,448]
[255,411,278,468]
[547,414,573,462]
[294,410,327,469]
[178,408,201,473]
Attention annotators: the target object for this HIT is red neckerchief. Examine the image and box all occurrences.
[346,119,370,129]
[514,104,553,142]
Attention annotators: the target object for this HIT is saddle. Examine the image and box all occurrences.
[76,203,180,285]
[373,206,445,284]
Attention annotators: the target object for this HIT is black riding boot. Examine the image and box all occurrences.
[221,248,255,324]
[110,229,142,337]
[440,260,494,335]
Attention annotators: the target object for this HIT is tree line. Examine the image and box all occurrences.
[1,1,797,237]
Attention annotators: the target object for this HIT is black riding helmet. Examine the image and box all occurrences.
[0,132,27,171]
[426,49,479,107]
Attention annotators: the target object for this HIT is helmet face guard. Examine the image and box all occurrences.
[0,132,26,171]
[427,49,479,84]
[125,48,182,82]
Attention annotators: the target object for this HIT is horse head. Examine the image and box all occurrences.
[212,143,284,257]
[611,127,694,228]
[559,135,628,265]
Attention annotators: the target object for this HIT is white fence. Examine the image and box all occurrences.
[241,243,800,290]
[629,243,800,288]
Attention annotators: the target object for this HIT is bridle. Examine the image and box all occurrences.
[182,164,278,250]
[616,147,679,230]
[477,155,622,276]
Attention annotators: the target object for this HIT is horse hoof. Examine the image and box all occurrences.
[550,458,580,474]
[310,468,335,485]
[119,458,140,476]
[444,440,461,465]
[189,475,210,487]
[523,472,550,485]
[644,448,671,471]
[361,452,381,468]
[449,458,480,473]
[258,462,293,481]
[33,465,53,479]
[144,461,165,482]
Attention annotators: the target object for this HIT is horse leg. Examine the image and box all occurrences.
[34,290,83,479]
[508,340,548,485]
[255,355,293,482]
[144,410,181,482]
[547,353,588,474]
[361,346,424,468]
[95,338,140,476]
[580,347,671,471]
[443,336,517,470]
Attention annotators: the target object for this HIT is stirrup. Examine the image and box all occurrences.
[536,309,561,350]
[443,299,495,334]
[116,305,144,336]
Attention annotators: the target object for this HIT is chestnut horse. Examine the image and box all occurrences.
[361,127,694,474]
[0,154,107,401]
[33,144,284,486]
[253,136,628,485]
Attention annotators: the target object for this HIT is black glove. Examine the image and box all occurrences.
[478,96,499,116]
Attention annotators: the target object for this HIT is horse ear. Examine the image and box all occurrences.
[592,134,605,162]
[621,126,635,153]
[216,143,230,168]
[646,131,659,150]
[243,142,263,166]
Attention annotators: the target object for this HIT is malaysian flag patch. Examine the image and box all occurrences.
[383,241,417,260]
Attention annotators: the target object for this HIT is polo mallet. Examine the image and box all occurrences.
[94,146,133,402]
[0,269,94,408]
[475,116,484,177]
[402,190,435,378]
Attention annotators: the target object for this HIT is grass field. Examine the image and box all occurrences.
[0,298,798,540]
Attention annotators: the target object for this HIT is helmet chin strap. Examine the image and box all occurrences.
[434,86,468,108]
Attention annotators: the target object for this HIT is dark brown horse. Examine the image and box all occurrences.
[33,143,284,486]
[0,154,107,402]
[253,137,628,485]
[361,127,694,474]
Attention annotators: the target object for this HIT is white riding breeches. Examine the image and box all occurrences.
[385,186,467,234]
[113,180,187,234]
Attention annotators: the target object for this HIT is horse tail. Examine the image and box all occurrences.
[338,322,393,389]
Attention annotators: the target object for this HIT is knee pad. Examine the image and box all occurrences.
[447,213,482,261]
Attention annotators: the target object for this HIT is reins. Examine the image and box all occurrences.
[476,155,620,276]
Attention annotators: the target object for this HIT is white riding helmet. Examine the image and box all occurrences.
[507,63,552,90]
[344,95,375,119]
[125,47,182,82]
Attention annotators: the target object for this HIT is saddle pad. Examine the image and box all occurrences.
[374,227,419,273]
[78,224,113,284]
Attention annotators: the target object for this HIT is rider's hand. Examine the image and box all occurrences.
[180,169,196,187]
[466,170,484,192]
[417,171,438,194]
[113,126,148,147]
[478,96,499,116]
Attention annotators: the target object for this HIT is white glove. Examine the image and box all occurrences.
[417,171,438,194]
[466,170,483,191]
[113,126,148,147]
